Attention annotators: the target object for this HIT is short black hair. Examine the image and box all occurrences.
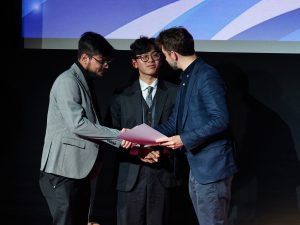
[78,31,114,59]
[130,36,160,58]
[156,27,195,56]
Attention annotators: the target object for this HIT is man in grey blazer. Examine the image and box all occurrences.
[39,31,131,225]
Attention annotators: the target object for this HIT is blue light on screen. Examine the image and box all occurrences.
[22,0,300,53]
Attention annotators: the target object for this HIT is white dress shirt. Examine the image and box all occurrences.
[139,78,158,101]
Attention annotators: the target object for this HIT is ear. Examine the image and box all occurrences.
[170,51,178,61]
[80,53,90,63]
[132,59,138,69]
[79,53,90,68]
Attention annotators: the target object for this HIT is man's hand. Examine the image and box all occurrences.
[120,128,129,133]
[120,128,133,148]
[138,148,160,163]
[156,135,183,150]
[121,140,133,149]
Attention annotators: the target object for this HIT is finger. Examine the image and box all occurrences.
[147,151,159,157]
[121,140,131,149]
[150,151,160,158]
[141,158,155,163]
[121,140,128,148]
[155,137,170,143]
[121,140,125,148]
[171,144,178,150]
[120,128,128,133]
[158,141,172,147]
[146,155,159,162]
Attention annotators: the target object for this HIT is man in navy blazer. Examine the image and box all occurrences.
[155,27,238,225]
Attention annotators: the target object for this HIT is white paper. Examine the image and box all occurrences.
[119,123,166,145]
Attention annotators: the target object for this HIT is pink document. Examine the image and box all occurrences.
[119,123,166,145]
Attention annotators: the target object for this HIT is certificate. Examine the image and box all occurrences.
[119,123,166,145]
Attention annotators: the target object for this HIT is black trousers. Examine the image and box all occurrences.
[39,171,91,225]
[117,166,171,225]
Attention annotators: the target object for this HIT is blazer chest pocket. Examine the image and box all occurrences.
[61,137,86,149]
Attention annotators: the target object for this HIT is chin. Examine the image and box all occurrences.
[96,71,104,76]
[148,68,157,73]
[170,64,178,70]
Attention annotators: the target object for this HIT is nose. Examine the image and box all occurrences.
[148,55,156,62]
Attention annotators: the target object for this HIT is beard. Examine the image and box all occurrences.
[169,60,178,70]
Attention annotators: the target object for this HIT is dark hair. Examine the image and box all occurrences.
[155,27,195,56]
[130,36,160,58]
[77,31,114,59]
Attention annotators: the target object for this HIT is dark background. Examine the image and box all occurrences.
[4,1,300,225]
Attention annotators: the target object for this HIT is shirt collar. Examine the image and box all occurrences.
[139,78,158,91]
[180,58,198,80]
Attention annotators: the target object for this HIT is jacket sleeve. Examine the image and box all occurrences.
[180,71,229,151]
[155,93,179,137]
[54,76,121,147]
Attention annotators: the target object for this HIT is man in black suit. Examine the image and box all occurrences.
[110,37,182,225]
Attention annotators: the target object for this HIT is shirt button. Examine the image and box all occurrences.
[182,83,186,86]
[187,75,189,78]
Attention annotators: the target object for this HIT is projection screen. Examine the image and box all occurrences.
[22,0,300,53]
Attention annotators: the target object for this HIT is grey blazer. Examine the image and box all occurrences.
[40,63,120,179]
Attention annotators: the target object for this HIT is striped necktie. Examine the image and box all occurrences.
[145,86,154,107]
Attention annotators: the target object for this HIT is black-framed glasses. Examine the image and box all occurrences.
[91,56,112,66]
[135,52,161,62]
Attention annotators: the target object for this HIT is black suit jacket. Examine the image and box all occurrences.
[110,80,182,191]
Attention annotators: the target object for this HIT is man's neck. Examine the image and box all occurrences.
[139,74,158,85]
[179,54,197,71]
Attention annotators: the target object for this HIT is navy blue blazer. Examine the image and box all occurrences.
[157,58,238,184]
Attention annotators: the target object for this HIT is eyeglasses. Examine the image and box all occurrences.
[91,56,112,66]
[135,52,161,62]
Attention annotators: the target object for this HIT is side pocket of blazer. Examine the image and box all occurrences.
[59,137,86,172]
[61,137,86,149]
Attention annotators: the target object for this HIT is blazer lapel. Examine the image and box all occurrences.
[181,59,203,129]
[71,63,99,124]
[71,63,92,98]
[129,81,143,125]
[154,81,168,125]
